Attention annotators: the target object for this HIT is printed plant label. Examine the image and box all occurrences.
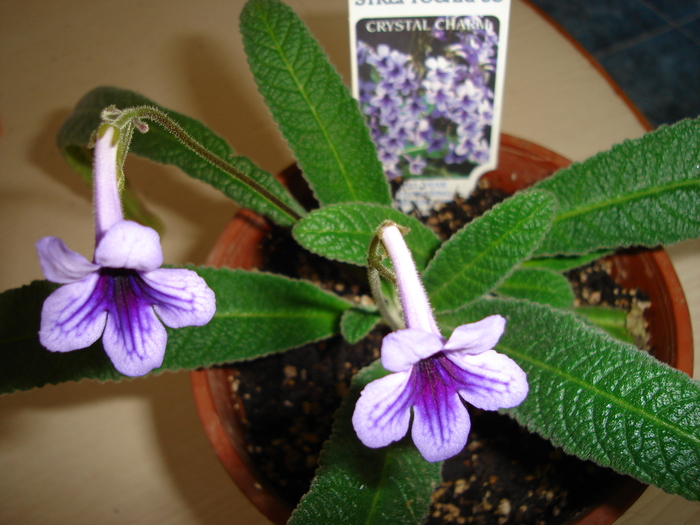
[349,1,511,212]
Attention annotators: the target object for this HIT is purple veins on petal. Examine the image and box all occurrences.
[411,360,471,462]
[100,269,168,377]
[39,272,108,352]
[352,371,414,449]
[141,268,216,329]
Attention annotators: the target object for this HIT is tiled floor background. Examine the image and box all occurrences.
[529,0,700,127]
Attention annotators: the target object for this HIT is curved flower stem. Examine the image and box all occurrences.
[100,105,304,224]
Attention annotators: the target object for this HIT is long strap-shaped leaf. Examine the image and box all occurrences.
[240,0,391,207]
[534,117,700,255]
[0,268,350,394]
[58,86,305,226]
[438,298,700,501]
[423,190,556,313]
[289,360,441,525]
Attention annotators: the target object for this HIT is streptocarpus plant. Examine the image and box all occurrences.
[1,0,699,523]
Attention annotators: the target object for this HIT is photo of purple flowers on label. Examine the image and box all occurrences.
[356,16,499,183]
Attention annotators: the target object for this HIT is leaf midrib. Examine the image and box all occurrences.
[214,310,345,320]
[364,455,391,524]
[502,341,700,450]
[255,5,357,201]
[428,196,551,305]
[553,177,698,223]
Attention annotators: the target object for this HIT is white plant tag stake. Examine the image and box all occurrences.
[349,0,511,213]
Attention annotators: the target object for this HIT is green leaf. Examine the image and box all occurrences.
[0,268,350,394]
[293,203,441,270]
[289,360,441,525]
[423,190,556,313]
[438,298,700,501]
[534,117,700,255]
[240,0,391,207]
[575,306,635,345]
[163,267,352,368]
[522,250,612,271]
[58,86,305,226]
[495,268,574,309]
[341,308,381,344]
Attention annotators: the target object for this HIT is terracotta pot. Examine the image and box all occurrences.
[190,134,694,525]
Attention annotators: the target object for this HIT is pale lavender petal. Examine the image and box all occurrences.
[352,371,413,449]
[412,388,470,462]
[381,328,444,372]
[36,236,99,284]
[102,296,167,377]
[443,315,506,355]
[447,350,529,410]
[141,268,216,328]
[94,221,163,271]
[39,272,107,351]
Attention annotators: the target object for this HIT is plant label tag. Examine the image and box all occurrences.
[349,0,511,212]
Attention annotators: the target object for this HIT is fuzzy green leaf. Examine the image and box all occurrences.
[293,203,441,270]
[58,86,305,226]
[341,308,381,344]
[423,190,556,313]
[438,298,700,501]
[522,250,612,272]
[240,0,391,207]
[534,117,700,255]
[0,268,350,394]
[575,306,635,345]
[495,268,574,309]
[289,360,441,525]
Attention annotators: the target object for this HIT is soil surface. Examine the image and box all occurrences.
[230,182,650,524]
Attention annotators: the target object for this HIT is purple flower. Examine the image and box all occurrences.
[36,126,216,377]
[425,56,455,86]
[406,155,427,176]
[353,225,528,462]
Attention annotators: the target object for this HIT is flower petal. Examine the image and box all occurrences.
[36,236,99,284]
[102,296,167,377]
[352,370,413,449]
[412,387,470,462]
[39,272,107,351]
[381,328,444,372]
[447,350,529,411]
[443,315,506,355]
[140,268,216,328]
[94,221,163,271]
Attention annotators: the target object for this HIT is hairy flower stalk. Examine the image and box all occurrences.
[36,125,216,376]
[353,223,528,462]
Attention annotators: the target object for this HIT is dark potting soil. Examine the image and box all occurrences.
[230,181,650,524]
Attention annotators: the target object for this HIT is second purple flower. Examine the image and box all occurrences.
[352,224,528,462]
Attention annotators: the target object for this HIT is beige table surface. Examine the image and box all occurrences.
[0,0,698,523]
